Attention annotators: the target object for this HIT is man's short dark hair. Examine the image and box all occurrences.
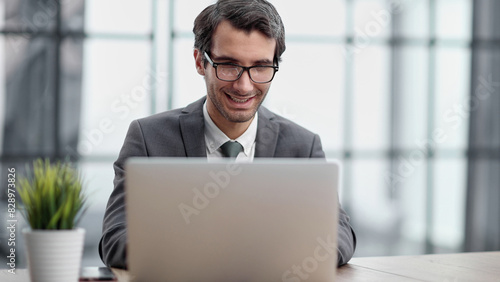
[193,0,286,65]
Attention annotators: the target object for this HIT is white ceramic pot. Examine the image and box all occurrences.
[23,228,85,282]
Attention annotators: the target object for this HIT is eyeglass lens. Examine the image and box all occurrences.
[217,65,275,83]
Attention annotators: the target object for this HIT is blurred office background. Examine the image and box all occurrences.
[0,0,499,268]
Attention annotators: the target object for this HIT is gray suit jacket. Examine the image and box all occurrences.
[99,97,356,269]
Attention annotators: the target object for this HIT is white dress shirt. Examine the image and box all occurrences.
[203,101,257,161]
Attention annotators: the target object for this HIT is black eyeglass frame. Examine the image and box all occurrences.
[204,52,279,84]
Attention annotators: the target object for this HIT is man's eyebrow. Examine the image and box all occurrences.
[254,59,274,65]
[211,55,274,65]
[211,55,238,62]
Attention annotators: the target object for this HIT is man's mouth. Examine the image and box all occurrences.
[227,94,253,103]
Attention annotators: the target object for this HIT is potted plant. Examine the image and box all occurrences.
[18,158,88,282]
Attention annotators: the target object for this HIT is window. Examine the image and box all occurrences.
[0,0,475,267]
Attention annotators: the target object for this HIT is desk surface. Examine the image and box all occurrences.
[3,251,500,281]
[336,251,500,281]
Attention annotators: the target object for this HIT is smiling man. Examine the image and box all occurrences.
[195,19,277,139]
[99,0,356,269]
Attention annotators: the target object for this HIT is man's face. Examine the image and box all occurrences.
[195,20,277,128]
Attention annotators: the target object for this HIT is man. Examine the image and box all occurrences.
[99,0,356,269]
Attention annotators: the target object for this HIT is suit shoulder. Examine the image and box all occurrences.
[135,107,184,128]
[134,97,205,129]
[261,107,318,137]
[258,107,325,158]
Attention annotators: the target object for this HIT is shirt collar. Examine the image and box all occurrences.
[203,101,258,156]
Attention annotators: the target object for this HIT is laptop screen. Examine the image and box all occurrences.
[126,158,339,281]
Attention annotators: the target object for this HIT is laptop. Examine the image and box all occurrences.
[125,158,340,282]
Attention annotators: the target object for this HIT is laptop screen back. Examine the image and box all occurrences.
[126,158,339,282]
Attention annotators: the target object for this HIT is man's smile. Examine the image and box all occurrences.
[225,93,256,104]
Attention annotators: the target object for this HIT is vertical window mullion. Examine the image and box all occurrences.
[54,0,62,159]
[342,0,355,211]
[425,0,438,254]
[166,0,175,110]
[150,0,158,114]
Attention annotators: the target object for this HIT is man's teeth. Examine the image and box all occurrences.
[230,96,250,103]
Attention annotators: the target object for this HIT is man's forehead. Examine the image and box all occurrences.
[211,21,276,62]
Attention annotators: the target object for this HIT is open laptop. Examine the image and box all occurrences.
[125,158,340,282]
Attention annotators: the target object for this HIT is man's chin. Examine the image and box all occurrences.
[225,110,257,123]
[227,116,255,123]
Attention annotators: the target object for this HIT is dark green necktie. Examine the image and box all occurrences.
[220,141,243,158]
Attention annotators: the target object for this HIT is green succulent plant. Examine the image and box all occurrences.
[18,158,88,230]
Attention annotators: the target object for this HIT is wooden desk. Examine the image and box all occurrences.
[3,252,499,281]
[336,251,500,282]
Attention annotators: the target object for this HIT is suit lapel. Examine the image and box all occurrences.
[255,106,279,158]
[179,97,207,157]
[178,98,279,158]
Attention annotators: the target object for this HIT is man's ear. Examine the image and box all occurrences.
[194,49,206,76]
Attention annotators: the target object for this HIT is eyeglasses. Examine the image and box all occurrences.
[204,52,279,84]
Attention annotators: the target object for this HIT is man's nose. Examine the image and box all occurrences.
[232,70,254,93]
